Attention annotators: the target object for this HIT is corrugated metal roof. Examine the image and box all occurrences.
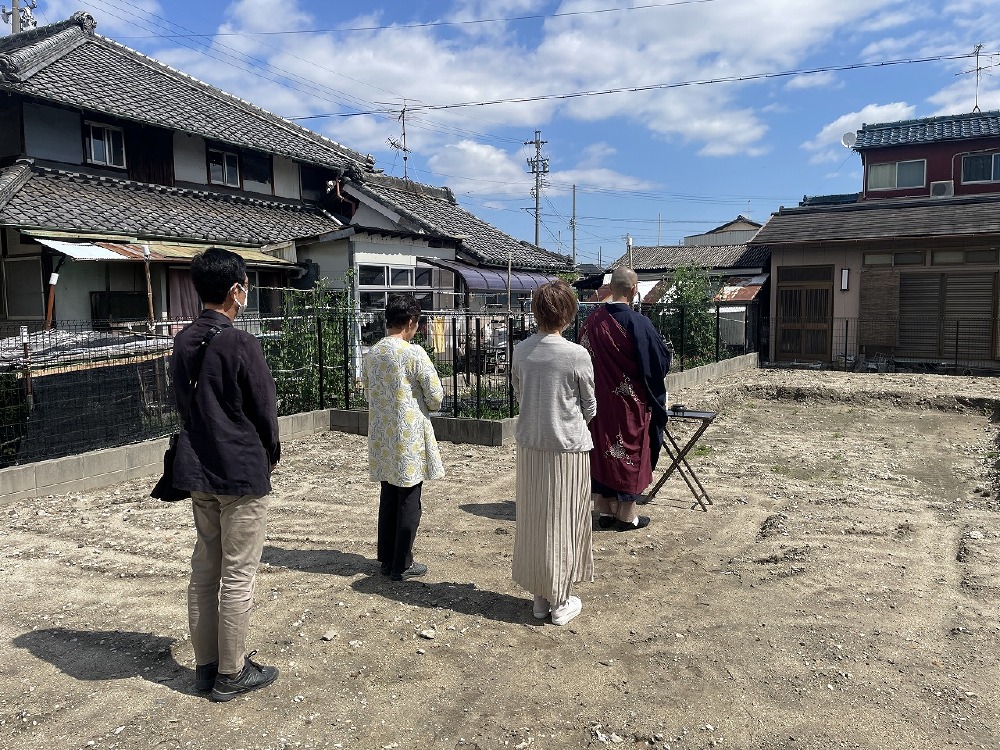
[28,233,294,266]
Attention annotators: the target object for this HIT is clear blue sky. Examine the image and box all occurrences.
[30,0,1000,266]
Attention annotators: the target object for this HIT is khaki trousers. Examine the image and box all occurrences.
[188,491,269,675]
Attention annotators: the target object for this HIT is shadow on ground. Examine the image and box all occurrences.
[262,545,376,577]
[351,575,537,626]
[11,628,194,694]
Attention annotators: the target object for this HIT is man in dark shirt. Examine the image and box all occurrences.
[170,247,280,701]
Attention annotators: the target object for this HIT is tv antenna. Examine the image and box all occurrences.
[386,102,411,180]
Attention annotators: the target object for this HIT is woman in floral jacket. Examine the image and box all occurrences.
[363,293,444,581]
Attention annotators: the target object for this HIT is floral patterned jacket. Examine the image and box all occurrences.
[362,337,445,487]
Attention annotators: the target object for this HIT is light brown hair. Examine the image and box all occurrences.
[531,279,578,332]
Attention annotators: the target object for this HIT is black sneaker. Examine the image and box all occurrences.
[210,652,278,702]
[613,515,651,532]
[194,661,218,693]
[596,515,616,529]
[390,562,428,581]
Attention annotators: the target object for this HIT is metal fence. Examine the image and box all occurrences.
[0,294,761,468]
[769,315,1000,374]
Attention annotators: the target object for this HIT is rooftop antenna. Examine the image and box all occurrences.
[957,43,992,113]
[2,0,38,34]
[385,101,411,180]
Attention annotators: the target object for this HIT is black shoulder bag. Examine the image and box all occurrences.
[151,324,226,501]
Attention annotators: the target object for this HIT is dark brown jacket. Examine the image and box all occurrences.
[170,310,280,496]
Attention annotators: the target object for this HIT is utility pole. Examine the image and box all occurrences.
[657,212,661,246]
[626,233,633,269]
[571,184,577,265]
[2,0,37,34]
[524,130,548,248]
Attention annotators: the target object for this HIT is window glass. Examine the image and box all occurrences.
[360,291,386,309]
[242,152,271,186]
[414,291,434,310]
[966,249,999,264]
[89,125,106,164]
[415,267,433,287]
[963,154,993,182]
[932,250,964,265]
[893,251,924,265]
[3,257,44,318]
[224,153,239,187]
[358,265,385,286]
[108,128,125,167]
[209,149,240,187]
[390,268,413,286]
[868,163,895,190]
[896,160,925,188]
[863,253,892,266]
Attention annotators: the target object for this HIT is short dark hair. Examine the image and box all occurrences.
[532,279,578,331]
[385,293,422,329]
[191,248,247,304]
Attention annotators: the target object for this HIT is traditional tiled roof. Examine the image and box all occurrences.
[751,194,1000,245]
[608,243,770,271]
[0,13,371,171]
[347,174,575,272]
[0,161,343,245]
[853,110,1000,150]
[704,214,761,233]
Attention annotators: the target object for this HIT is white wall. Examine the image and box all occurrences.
[173,132,206,184]
[273,156,299,199]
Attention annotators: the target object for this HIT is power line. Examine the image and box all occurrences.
[116,1,721,39]
[291,51,979,120]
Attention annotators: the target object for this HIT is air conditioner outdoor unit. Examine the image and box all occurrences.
[930,180,954,197]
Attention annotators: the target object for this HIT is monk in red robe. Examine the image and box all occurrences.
[580,267,672,531]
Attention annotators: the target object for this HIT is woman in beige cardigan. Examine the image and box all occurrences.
[510,280,597,625]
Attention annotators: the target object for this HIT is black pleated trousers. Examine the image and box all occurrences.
[377,481,422,576]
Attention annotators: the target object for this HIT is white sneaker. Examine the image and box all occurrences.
[532,595,550,620]
[550,595,582,626]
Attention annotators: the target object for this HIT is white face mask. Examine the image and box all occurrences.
[233,283,248,316]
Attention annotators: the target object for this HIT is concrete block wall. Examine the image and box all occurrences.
[0,409,333,506]
[665,353,758,395]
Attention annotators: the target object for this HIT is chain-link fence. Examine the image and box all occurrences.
[0,292,763,468]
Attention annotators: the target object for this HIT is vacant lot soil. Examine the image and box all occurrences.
[2,368,999,750]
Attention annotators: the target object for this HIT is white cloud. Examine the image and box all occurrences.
[801,102,917,164]
[785,71,840,90]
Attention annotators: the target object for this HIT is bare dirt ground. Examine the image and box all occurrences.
[3,368,1000,750]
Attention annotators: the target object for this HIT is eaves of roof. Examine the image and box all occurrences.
[0,161,343,246]
[752,194,1000,245]
[347,174,575,272]
[853,110,1000,150]
[0,13,372,172]
[609,243,769,271]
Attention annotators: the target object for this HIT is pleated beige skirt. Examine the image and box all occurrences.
[512,446,594,606]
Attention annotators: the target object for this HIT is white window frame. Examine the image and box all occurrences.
[961,153,1000,184]
[208,148,240,188]
[85,122,126,169]
[867,159,926,191]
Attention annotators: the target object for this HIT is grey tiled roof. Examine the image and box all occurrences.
[0,13,370,171]
[0,162,343,245]
[609,243,769,272]
[751,194,1000,245]
[350,174,575,272]
[853,111,1000,150]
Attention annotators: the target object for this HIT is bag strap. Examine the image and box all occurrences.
[183,324,227,423]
